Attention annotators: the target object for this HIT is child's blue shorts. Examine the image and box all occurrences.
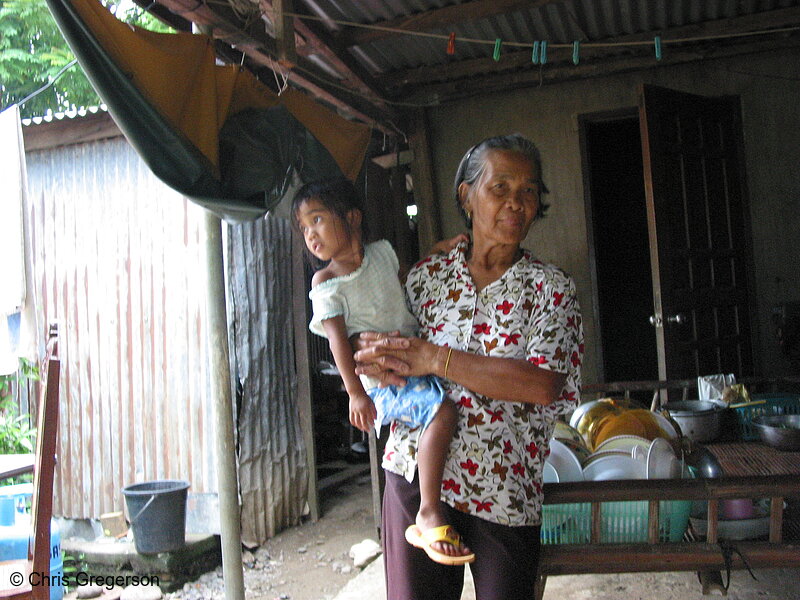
[367,375,445,432]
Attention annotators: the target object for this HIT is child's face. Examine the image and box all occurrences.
[295,198,352,262]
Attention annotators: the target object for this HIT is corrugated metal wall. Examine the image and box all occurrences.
[24,136,218,519]
[228,215,308,546]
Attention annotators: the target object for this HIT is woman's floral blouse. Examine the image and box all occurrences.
[382,241,584,526]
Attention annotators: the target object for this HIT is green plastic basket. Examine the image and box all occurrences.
[732,393,800,441]
[541,498,692,544]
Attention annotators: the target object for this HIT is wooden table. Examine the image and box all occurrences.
[534,442,800,600]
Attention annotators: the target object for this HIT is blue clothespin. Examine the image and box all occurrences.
[540,40,548,64]
[532,41,541,65]
[572,40,580,65]
[654,36,662,60]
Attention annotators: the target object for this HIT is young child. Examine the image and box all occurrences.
[292,178,474,566]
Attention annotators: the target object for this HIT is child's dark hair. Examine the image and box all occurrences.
[291,178,368,267]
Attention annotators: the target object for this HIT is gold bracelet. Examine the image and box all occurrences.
[444,347,454,379]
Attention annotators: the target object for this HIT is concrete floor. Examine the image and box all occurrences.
[333,556,800,600]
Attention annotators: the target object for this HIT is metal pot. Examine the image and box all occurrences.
[666,400,724,443]
[752,414,800,451]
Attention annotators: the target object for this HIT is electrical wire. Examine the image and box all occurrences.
[13,59,79,109]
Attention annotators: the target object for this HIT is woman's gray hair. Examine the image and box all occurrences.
[453,133,549,228]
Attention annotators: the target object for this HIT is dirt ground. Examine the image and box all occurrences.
[166,473,379,600]
[163,472,800,600]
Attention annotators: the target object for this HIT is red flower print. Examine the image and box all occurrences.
[511,462,525,476]
[422,299,435,309]
[496,300,514,314]
[499,332,521,346]
[535,281,543,291]
[567,315,577,329]
[571,351,581,367]
[486,408,504,423]
[553,291,564,306]
[442,479,461,495]
[415,256,432,267]
[460,459,479,476]
[503,440,514,454]
[473,322,491,335]
[528,356,548,366]
[525,442,539,459]
[560,391,577,403]
[579,343,585,354]
[427,323,444,335]
[491,462,508,481]
[471,499,493,513]
[384,450,395,461]
[458,396,473,408]
[467,413,485,427]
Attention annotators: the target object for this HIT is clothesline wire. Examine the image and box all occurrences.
[248,6,800,50]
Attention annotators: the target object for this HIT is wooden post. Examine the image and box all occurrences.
[292,232,319,521]
[408,109,442,253]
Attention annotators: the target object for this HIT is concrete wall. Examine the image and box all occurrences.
[422,47,800,385]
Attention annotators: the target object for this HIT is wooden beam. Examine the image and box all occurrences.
[22,111,122,152]
[385,5,800,94]
[398,33,800,105]
[272,0,298,67]
[132,0,192,31]
[261,0,390,109]
[337,0,568,47]
[155,0,393,131]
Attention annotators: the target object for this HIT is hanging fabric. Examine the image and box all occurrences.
[44,0,371,222]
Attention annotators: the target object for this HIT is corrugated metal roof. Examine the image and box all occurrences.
[21,105,108,126]
[298,0,800,74]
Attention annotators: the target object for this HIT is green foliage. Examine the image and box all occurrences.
[0,0,174,118]
[62,551,87,591]
[0,357,39,456]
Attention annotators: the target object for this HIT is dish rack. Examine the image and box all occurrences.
[541,499,692,544]
[732,393,800,441]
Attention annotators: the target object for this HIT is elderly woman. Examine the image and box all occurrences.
[355,133,584,600]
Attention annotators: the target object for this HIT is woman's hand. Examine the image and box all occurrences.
[349,393,377,433]
[352,331,444,387]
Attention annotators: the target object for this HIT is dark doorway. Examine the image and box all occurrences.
[584,116,659,383]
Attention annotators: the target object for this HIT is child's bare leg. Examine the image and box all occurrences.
[415,398,470,557]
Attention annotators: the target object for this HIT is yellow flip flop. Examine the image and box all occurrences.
[405,524,476,566]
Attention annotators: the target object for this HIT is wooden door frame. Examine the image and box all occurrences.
[578,107,640,384]
[638,84,762,379]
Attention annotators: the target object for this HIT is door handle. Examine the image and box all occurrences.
[667,313,687,325]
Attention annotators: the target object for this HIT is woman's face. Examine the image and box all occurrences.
[460,149,541,247]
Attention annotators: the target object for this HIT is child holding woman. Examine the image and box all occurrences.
[292,178,473,566]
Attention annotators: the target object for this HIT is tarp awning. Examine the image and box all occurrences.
[45,0,371,221]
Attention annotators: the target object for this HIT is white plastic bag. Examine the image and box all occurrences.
[697,373,736,405]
